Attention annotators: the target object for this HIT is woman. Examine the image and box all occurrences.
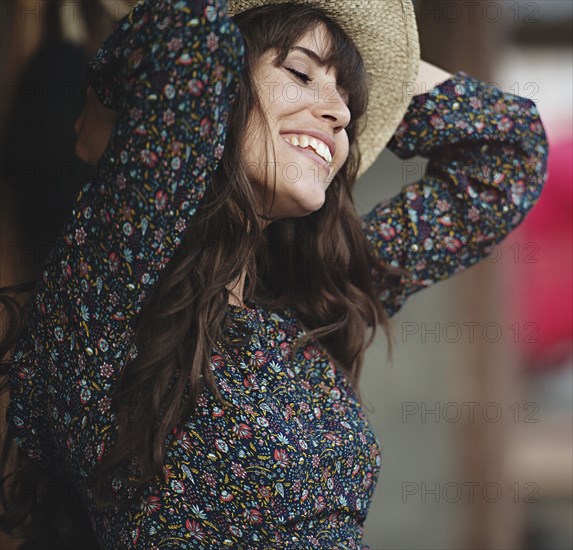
[0,0,549,548]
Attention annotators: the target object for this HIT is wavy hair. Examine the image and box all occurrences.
[1,2,406,546]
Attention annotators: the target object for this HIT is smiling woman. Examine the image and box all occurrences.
[243,23,352,220]
[0,0,548,548]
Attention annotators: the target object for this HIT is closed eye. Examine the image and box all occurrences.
[286,67,312,84]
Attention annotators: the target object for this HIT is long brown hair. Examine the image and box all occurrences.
[1,3,406,545]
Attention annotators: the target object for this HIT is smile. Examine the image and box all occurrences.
[282,138,332,174]
[282,134,333,163]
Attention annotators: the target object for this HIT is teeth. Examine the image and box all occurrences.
[283,134,332,163]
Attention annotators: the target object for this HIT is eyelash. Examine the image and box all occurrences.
[286,67,312,84]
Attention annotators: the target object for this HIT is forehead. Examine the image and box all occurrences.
[295,24,333,58]
[256,23,339,79]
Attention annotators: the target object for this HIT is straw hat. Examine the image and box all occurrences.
[228,0,420,179]
[101,0,420,179]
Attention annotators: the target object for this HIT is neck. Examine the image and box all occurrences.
[227,268,247,307]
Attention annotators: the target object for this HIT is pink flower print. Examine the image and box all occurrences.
[116,174,126,190]
[141,149,159,168]
[172,141,183,155]
[436,199,450,213]
[109,292,120,306]
[258,485,272,499]
[107,252,120,272]
[498,116,514,132]
[493,100,507,114]
[177,431,194,453]
[470,97,482,109]
[163,108,175,126]
[314,495,326,512]
[141,495,162,515]
[243,509,263,525]
[196,154,207,169]
[363,472,374,489]
[202,472,217,487]
[444,236,462,253]
[134,124,147,137]
[220,489,234,502]
[200,117,212,138]
[129,107,142,121]
[214,439,228,453]
[231,462,247,479]
[167,37,183,52]
[325,433,342,445]
[232,422,253,439]
[175,218,186,232]
[210,355,225,370]
[474,119,486,132]
[214,143,224,160]
[511,179,526,206]
[242,373,258,389]
[302,344,320,361]
[438,215,453,227]
[468,206,480,223]
[379,223,396,241]
[17,364,33,380]
[279,341,292,358]
[185,520,205,541]
[530,119,544,134]
[274,448,289,468]
[98,396,111,414]
[74,226,86,245]
[430,114,445,129]
[162,465,174,482]
[131,526,140,546]
[154,189,168,211]
[283,403,294,422]
[206,31,219,52]
[250,350,266,369]
[153,227,165,243]
[187,78,204,96]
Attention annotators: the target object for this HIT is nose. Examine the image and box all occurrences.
[312,82,351,131]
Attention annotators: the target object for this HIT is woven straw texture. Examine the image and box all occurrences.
[229,0,420,178]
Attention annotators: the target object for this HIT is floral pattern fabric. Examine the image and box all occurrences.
[5,0,549,548]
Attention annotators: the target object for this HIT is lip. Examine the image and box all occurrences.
[282,139,331,174]
[279,129,336,159]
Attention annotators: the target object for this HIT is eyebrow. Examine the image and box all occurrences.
[291,46,327,66]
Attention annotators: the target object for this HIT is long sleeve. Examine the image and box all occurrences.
[6,0,245,482]
[361,71,549,318]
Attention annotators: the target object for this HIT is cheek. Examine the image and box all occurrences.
[334,138,350,174]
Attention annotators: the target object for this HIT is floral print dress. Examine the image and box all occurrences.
[5,0,549,548]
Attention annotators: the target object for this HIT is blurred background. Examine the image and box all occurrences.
[1,1,571,549]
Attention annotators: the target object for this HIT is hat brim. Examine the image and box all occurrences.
[228,0,420,179]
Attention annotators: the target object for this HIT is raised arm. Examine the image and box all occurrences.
[361,71,549,317]
[6,0,245,479]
